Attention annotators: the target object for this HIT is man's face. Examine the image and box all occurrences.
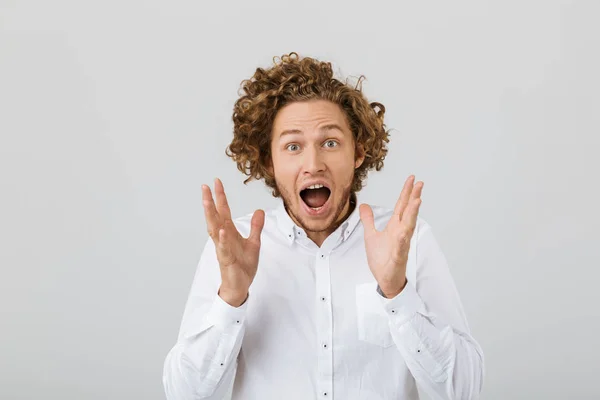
[269,100,364,233]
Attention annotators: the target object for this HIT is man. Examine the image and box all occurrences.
[163,52,484,400]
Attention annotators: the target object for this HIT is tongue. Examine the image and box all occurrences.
[302,188,329,208]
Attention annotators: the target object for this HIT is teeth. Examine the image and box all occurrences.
[306,184,324,189]
[311,206,323,211]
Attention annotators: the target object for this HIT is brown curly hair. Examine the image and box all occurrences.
[226,52,390,197]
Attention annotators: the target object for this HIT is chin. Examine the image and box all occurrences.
[295,196,341,233]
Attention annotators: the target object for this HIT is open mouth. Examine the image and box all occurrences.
[299,184,331,212]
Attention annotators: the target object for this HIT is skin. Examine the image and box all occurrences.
[201,99,424,306]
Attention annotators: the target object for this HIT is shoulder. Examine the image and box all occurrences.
[230,206,280,237]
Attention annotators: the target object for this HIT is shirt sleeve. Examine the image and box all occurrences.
[378,221,485,400]
[163,239,248,400]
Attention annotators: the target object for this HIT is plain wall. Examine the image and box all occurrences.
[1,0,599,399]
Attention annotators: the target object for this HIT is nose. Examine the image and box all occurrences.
[302,146,326,175]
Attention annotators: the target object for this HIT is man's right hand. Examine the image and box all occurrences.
[202,178,265,307]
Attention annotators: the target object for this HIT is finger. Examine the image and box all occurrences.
[202,184,221,240]
[393,175,415,217]
[248,209,265,245]
[217,228,235,265]
[359,203,376,237]
[409,181,424,202]
[400,194,423,236]
[401,181,423,225]
[214,178,233,221]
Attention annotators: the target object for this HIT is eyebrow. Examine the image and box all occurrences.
[278,124,345,138]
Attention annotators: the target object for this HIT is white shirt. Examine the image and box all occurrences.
[163,200,484,400]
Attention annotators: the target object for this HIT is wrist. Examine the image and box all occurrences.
[380,277,407,299]
[218,286,248,307]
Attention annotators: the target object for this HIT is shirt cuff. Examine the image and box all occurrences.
[378,281,424,326]
[205,292,249,328]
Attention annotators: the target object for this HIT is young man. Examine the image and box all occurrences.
[163,53,484,400]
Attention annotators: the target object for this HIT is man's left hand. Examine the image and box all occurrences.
[359,175,424,298]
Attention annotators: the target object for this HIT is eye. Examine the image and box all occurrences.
[323,140,338,148]
[286,143,300,152]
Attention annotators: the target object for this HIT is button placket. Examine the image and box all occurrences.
[315,250,333,399]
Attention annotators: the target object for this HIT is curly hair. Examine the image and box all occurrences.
[226,52,390,197]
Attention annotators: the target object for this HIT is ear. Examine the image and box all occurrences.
[354,144,365,169]
[266,156,274,175]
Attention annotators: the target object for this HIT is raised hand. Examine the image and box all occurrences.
[202,178,265,307]
[359,175,424,298]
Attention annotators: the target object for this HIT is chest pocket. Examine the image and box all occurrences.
[355,282,394,348]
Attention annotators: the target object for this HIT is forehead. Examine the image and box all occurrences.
[272,100,351,135]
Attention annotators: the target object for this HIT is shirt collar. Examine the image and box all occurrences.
[275,192,362,244]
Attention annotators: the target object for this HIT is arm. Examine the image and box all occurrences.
[360,175,484,399]
[379,222,485,399]
[162,240,248,400]
[163,178,264,399]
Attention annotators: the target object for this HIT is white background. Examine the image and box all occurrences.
[1,0,599,399]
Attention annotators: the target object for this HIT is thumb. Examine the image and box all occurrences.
[248,209,265,245]
[359,203,376,236]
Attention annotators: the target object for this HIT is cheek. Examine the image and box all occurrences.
[272,157,299,184]
[331,156,356,184]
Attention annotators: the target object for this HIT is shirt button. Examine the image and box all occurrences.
[391,309,396,314]
[323,393,327,397]
[320,296,326,301]
[323,343,328,348]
